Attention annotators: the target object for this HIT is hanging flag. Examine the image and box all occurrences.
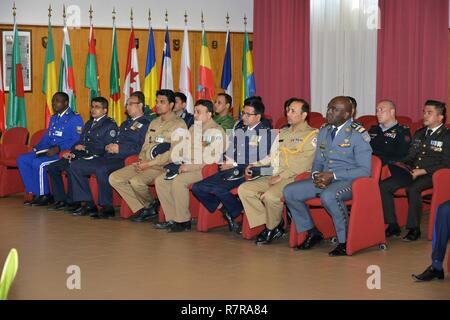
[220,29,233,99]
[123,28,140,103]
[197,28,215,101]
[109,23,122,124]
[0,57,5,134]
[59,24,76,111]
[179,24,193,114]
[42,21,57,128]
[85,25,100,103]
[6,23,27,129]
[160,27,173,90]
[144,27,158,111]
[241,31,255,108]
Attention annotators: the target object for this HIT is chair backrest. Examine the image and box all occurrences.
[356,115,377,129]
[29,129,47,147]
[274,117,288,129]
[202,164,218,179]
[410,122,423,136]
[309,116,326,129]
[2,128,28,145]
[396,116,413,126]
[309,112,323,120]
[371,155,382,180]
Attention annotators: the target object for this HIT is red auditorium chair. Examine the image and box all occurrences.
[381,166,450,240]
[309,116,326,129]
[289,156,387,255]
[274,117,288,129]
[409,122,423,136]
[309,112,323,120]
[0,127,30,197]
[356,115,378,129]
[396,116,413,127]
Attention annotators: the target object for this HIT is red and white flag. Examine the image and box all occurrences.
[123,28,140,103]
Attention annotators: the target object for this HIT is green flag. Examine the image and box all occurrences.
[6,24,27,129]
[85,25,100,102]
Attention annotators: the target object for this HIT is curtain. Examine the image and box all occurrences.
[376,0,448,122]
[310,0,379,117]
[253,0,310,123]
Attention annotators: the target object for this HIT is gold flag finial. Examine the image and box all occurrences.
[184,10,188,24]
[89,5,93,25]
[244,13,247,27]
[48,4,52,19]
[12,2,17,18]
[226,12,230,26]
[148,9,151,24]
[63,4,66,20]
[112,7,116,24]
[201,10,204,26]
[165,9,168,23]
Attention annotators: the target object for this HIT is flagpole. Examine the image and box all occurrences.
[12,2,16,26]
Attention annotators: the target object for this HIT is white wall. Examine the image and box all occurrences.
[0,0,253,32]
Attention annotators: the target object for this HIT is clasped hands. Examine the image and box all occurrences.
[313,172,334,189]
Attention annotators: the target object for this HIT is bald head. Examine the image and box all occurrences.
[326,96,353,126]
[376,100,397,126]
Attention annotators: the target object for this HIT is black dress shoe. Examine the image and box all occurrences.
[92,206,115,219]
[154,220,176,229]
[256,228,270,242]
[296,232,323,250]
[402,228,421,242]
[24,195,38,206]
[47,201,67,211]
[64,203,81,213]
[167,221,191,233]
[220,208,238,232]
[385,223,401,237]
[234,223,242,235]
[412,266,445,282]
[130,206,159,222]
[73,206,98,216]
[255,227,285,245]
[329,243,347,256]
[31,195,54,206]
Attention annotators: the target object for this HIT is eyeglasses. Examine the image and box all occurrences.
[126,101,140,106]
[242,112,257,117]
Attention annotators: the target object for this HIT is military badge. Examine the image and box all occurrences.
[76,126,83,134]
[110,130,117,137]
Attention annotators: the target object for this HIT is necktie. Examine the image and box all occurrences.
[425,128,432,137]
[331,127,338,141]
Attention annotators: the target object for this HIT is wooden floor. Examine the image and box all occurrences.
[0,194,449,300]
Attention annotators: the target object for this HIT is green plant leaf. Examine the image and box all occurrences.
[0,248,19,300]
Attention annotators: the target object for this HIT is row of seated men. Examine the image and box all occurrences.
[17,90,450,263]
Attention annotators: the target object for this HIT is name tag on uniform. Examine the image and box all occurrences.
[155,136,165,143]
[249,135,262,146]
[384,133,397,139]
[338,143,351,148]
[54,130,63,137]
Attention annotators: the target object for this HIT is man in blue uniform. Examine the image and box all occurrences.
[19,92,84,206]
[46,97,118,212]
[283,96,372,256]
[412,200,450,281]
[68,91,150,218]
[174,92,194,128]
[191,96,272,232]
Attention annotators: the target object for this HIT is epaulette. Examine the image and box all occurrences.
[351,121,367,134]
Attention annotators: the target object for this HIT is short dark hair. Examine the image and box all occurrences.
[195,99,214,114]
[244,96,265,116]
[175,92,187,103]
[55,92,69,103]
[425,99,447,123]
[287,98,310,114]
[130,91,145,106]
[156,89,175,105]
[218,93,232,107]
[347,96,357,109]
[91,96,109,112]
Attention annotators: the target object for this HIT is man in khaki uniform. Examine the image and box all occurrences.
[238,98,318,245]
[109,89,187,222]
[154,100,226,232]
